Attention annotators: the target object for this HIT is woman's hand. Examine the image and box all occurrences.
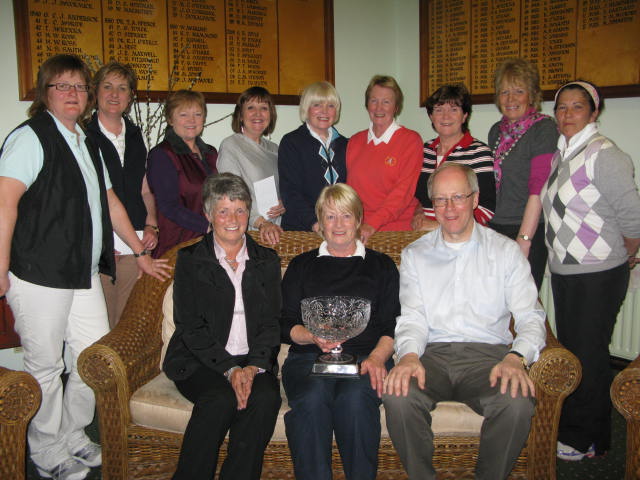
[141,225,159,251]
[360,223,376,244]
[289,325,340,352]
[267,201,286,219]
[258,220,282,245]
[136,255,173,281]
[360,353,388,398]
[516,237,532,258]
[230,366,258,410]
[0,272,10,297]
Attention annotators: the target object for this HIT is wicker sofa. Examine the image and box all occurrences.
[611,353,640,480]
[0,366,41,480]
[78,230,581,480]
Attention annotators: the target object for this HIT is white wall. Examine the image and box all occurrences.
[1,0,639,367]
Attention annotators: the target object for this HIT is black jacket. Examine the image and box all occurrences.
[163,233,281,381]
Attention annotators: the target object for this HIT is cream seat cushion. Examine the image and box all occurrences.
[130,282,485,441]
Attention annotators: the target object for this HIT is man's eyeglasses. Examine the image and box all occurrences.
[47,83,90,92]
[432,192,474,208]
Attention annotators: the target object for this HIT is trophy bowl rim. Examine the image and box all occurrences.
[300,295,372,343]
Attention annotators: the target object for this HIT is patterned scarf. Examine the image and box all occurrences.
[493,108,548,190]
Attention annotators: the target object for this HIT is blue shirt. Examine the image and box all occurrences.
[395,222,546,365]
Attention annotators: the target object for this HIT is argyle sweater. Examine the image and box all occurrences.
[542,133,640,275]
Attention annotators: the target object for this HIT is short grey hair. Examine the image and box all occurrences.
[427,163,479,199]
[202,173,252,216]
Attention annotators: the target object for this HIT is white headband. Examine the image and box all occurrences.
[554,81,600,110]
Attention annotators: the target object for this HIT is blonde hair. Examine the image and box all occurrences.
[315,184,363,237]
[493,58,542,111]
[299,81,341,123]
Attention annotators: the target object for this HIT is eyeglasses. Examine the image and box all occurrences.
[47,83,90,92]
[432,192,474,208]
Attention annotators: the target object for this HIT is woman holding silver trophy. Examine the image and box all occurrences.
[280,183,400,480]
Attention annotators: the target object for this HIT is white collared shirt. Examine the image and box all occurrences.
[557,122,598,160]
[306,122,334,151]
[317,239,366,258]
[98,116,126,166]
[213,235,250,355]
[395,222,546,365]
[367,120,401,146]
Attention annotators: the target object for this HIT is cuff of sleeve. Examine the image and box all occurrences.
[510,340,540,365]
[396,340,424,361]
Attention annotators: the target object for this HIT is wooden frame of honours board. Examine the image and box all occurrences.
[13,0,335,105]
[419,0,640,105]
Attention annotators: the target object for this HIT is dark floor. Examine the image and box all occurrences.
[25,370,628,480]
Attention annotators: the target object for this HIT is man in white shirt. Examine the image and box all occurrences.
[382,163,546,480]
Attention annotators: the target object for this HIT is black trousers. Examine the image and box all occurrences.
[172,365,281,480]
[552,262,629,454]
[489,222,547,290]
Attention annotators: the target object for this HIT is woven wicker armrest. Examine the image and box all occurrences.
[0,366,41,480]
[611,353,640,480]
[525,322,581,479]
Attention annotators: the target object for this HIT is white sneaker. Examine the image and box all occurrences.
[71,441,102,467]
[36,457,89,480]
[556,441,595,461]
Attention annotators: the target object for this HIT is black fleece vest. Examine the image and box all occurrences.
[2,112,115,288]
[86,114,148,229]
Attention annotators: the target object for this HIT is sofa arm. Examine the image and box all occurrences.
[525,323,581,479]
[0,366,41,480]
[611,354,640,480]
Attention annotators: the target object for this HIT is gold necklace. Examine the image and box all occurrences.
[224,257,238,271]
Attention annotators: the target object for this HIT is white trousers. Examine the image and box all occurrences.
[7,272,109,470]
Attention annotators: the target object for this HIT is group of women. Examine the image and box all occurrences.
[0,51,638,480]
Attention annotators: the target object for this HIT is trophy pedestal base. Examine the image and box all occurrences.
[311,361,360,378]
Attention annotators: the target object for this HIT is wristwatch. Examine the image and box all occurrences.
[508,350,528,370]
[224,366,241,380]
[517,234,531,241]
[133,249,150,258]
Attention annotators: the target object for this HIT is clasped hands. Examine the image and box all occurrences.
[382,352,535,398]
[228,365,259,410]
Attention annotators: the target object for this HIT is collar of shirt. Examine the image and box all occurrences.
[213,234,249,273]
[98,116,126,165]
[306,122,339,150]
[557,122,598,159]
[48,111,85,146]
[433,221,480,253]
[318,239,366,258]
[367,120,401,145]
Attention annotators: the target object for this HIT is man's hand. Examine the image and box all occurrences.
[383,353,425,397]
[489,353,535,398]
[360,353,388,398]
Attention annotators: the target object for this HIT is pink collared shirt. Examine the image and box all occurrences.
[213,235,250,355]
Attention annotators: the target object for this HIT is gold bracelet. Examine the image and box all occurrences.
[145,224,160,233]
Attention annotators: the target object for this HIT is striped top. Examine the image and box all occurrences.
[415,131,496,225]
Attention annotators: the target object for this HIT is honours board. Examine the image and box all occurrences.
[420,0,640,104]
[14,0,334,104]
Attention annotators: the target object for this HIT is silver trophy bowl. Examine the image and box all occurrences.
[301,296,371,376]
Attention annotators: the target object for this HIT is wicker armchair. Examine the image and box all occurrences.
[79,231,581,480]
[0,366,41,480]
[611,353,640,479]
